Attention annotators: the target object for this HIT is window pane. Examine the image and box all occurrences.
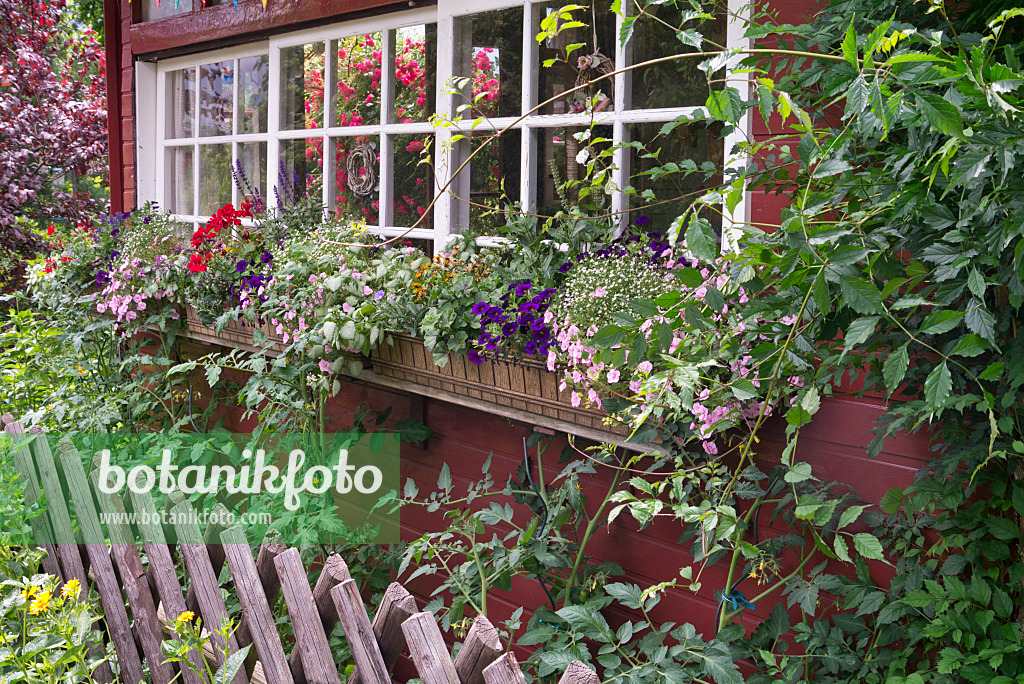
[281,42,326,130]
[332,33,383,128]
[165,147,194,215]
[629,3,725,110]
[394,24,436,123]
[453,8,523,119]
[333,136,379,226]
[199,61,234,137]
[628,122,723,230]
[240,55,270,134]
[468,129,520,231]
[279,138,325,205]
[393,134,433,229]
[166,68,195,139]
[237,142,268,211]
[536,0,615,115]
[535,125,612,215]
[198,144,233,216]
[141,0,192,22]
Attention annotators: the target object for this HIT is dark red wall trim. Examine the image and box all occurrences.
[104,0,125,213]
[129,0,424,59]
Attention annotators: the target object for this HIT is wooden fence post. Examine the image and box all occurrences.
[291,554,351,684]
[90,467,175,684]
[275,548,343,684]
[3,420,66,581]
[402,612,460,684]
[53,437,146,684]
[558,661,600,684]
[128,478,206,684]
[331,579,390,684]
[221,525,294,684]
[454,615,503,684]
[349,582,416,684]
[482,652,528,684]
[170,499,248,684]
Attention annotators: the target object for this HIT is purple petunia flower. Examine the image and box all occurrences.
[262,250,273,264]
[558,262,573,273]
[236,260,249,273]
[524,340,538,355]
[468,349,484,365]
[110,228,120,238]
[501,322,517,337]
[519,302,539,314]
[515,283,531,296]
[472,302,489,316]
[487,305,503,318]
[634,215,650,226]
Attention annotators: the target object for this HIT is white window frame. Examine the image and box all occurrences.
[136,0,750,248]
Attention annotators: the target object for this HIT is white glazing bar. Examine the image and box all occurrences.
[267,46,282,213]
[433,12,457,249]
[611,8,629,233]
[721,0,751,250]
[324,40,338,215]
[520,2,536,209]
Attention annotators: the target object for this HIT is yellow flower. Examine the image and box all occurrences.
[62,578,81,599]
[29,592,52,615]
[21,585,38,601]
[177,610,195,623]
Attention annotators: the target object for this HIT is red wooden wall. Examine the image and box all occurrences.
[109,0,931,655]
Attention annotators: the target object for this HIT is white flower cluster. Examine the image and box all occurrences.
[553,247,671,333]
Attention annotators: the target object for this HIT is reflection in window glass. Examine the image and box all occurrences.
[453,8,523,119]
[165,147,194,215]
[332,33,383,128]
[536,0,615,115]
[280,138,324,204]
[199,61,234,137]
[166,68,195,139]
[334,136,379,225]
[394,24,436,123]
[237,142,268,211]
[468,129,520,231]
[240,56,270,134]
[628,122,723,231]
[281,43,326,130]
[535,125,612,215]
[393,135,433,229]
[630,3,725,110]
[199,144,233,216]
[141,0,192,22]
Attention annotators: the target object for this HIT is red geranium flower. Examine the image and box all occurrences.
[188,253,210,272]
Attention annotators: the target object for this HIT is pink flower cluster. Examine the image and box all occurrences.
[94,256,176,336]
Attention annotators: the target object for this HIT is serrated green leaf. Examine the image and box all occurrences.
[883,344,910,394]
[916,91,964,137]
[853,532,886,561]
[923,361,952,411]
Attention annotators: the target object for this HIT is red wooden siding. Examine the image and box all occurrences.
[106,0,935,654]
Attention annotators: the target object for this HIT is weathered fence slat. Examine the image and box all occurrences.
[290,553,351,684]
[454,615,503,684]
[221,524,295,684]
[90,468,175,684]
[3,420,65,581]
[402,611,460,684]
[54,437,146,684]
[170,500,248,684]
[558,661,600,684]
[275,548,344,684]
[331,579,390,684]
[255,531,287,603]
[127,480,206,684]
[237,531,286,650]
[482,652,529,684]
[349,582,416,684]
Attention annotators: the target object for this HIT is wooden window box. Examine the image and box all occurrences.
[370,334,628,436]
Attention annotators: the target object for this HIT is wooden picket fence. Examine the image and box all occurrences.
[1,414,598,684]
